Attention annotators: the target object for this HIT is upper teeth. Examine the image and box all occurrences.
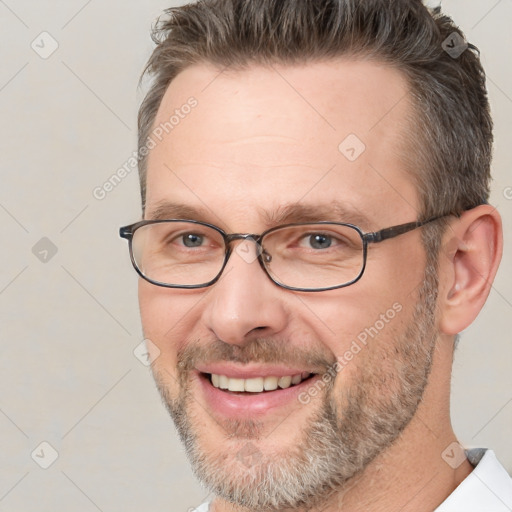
[210,373,311,392]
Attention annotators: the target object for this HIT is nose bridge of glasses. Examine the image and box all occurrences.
[225,233,261,244]
[223,233,268,265]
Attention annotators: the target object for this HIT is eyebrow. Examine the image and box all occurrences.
[260,202,374,230]
[146,200,375,231]
[147,202,214,223]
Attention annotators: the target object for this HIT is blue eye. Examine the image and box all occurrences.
[308,234,332,249]
[182,233,204,247]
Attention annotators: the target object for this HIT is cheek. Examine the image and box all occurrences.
[318,301,412,395]
[296,258,421,373]
[374,237,427,295]
[298,290,402,343]
[138,281,203,367]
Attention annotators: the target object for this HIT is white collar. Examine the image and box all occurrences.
[435,449,512,511]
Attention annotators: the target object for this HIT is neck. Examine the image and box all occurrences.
[316,410,473,512]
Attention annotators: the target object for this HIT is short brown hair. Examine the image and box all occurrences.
[138,0,492,220]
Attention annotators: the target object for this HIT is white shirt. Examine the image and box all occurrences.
[435,449,512,511]
[192,449,512,512]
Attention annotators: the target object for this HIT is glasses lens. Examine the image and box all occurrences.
[131,221,226,286]
[261,223,364,290]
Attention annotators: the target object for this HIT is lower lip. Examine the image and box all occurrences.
[196,372,320,419]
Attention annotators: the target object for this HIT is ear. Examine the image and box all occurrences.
[437,205,503,335]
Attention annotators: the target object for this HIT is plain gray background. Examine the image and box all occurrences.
[0,1,510,510]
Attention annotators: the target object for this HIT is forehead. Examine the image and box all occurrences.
[145,59,419,229]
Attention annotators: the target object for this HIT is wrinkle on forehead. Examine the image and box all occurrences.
[146,59,419,227]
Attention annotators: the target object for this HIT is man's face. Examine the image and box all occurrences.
[139,60,438,509]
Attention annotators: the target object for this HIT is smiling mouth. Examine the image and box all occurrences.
[205,372,315,393]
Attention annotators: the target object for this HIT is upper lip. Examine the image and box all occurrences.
[195,363,318,379]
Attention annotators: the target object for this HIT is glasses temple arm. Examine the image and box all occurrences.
[363,213,456,244]
[364,221,425,243]
[119,226,134,239]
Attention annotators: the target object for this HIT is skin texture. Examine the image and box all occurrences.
[138,60,502,511]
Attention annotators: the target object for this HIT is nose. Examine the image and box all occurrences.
[201,239,288,346]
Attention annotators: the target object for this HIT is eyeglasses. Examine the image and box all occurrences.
[119,215,448,292]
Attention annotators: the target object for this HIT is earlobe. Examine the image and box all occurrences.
[438,205,503,336]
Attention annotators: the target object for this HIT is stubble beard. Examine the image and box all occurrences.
[152,264,439,511]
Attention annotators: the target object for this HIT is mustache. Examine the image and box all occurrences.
[177,337,337,373]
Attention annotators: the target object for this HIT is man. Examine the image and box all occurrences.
[120,0,511,510]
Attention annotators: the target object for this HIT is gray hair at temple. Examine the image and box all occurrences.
[137,0,492,222]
